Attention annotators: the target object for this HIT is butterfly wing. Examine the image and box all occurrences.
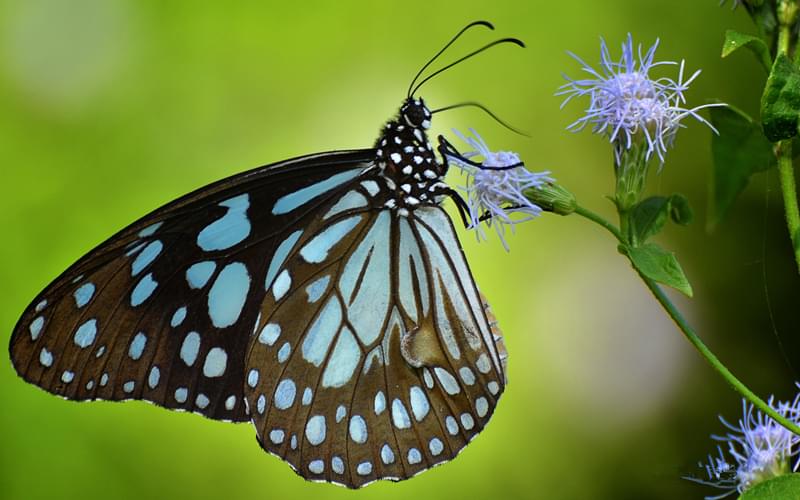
[9,149,376,423]
[246,202,507,488]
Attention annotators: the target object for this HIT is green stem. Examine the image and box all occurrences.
[776,1,800,273]
[776,142,800,272]
[640,275,800,436]
[574,205,623,242]
[574,203,800,436]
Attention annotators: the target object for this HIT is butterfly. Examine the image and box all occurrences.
[9,21,522,489]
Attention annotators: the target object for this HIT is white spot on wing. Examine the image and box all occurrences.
[128,332,147,360]
[391,398,411,429]
[197,194,251,251]
[274,379,296,410]
[381,444,395,464]
[207,262,251,328]
[73,282,96,308]
[476,396,489,417]
[131,240,162,276]
[180,331,201,366]
[264,230,302,290]
[321,327,360,388]
[301,296,342,367]
[324,190,368,220]
[340,211,391,345]
[171,306,187,327]
[374,391,386,415]
[131,273,158,307]
[148,366,160,389]
[203,347,227,377]
[272,269,291,302]
[299,216,362,263]
[434,367,461,395]
[272,169,362,215]
[409,386,430,421]
[349,415,367,444]
[138,222,162,237]
[186,261,216,289]
[258,323,281,346]
[305,276,330,303]
[73,319,97,348]
[305,415,326,445]
[308,459,324,474]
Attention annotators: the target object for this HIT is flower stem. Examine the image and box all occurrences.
[776,142,800,273]
[639,274,800,437]
[574,205,623,242]
[573,203,800,436]
[776,1,800,273]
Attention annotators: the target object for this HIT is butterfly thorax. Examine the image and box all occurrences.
[373,97,446,216]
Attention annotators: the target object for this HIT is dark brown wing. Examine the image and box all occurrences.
[9,149,375,423]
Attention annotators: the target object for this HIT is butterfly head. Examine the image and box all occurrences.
[400,97,432,129]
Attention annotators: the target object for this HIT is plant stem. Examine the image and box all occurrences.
[574,205,623,242]
[573,203,800,436]
[776,142,800,272]
[776,1,800,273]
[640,274,800,436]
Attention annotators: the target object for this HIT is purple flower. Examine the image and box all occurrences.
[446,128,552,251]
[686,391,800,498]
[558,34,722,165]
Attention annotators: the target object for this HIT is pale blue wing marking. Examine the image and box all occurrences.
[272,169,362,215]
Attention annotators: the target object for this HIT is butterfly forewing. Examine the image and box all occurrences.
[246,204,507,487]
[10,150,375,423]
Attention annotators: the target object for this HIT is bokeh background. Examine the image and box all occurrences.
[1,1,798,499]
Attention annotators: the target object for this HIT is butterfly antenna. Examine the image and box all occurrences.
[432,101,529,137]
[406,20,495,99]
[410,37,525,97]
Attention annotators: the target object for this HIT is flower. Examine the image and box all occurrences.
[445,128,552,251]
[558,34,722,165]
[686,392,800,499]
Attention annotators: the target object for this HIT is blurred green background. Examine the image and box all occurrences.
[1,1,798,499]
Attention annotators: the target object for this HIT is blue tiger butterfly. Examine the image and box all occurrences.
[9,21,522,488]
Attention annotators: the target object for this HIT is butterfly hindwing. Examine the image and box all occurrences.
[9,150,375,422]
[246,203,507,488]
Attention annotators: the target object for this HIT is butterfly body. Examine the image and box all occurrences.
[10,22,518,488]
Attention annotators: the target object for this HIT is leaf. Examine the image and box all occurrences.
[629,195,693,243]
[669,194,693,225]
[761,53,800,142]
[709,104,776,229]
[722,29,771,71]
[624,243,693,297]
[739,473,800,500]
[630,197,670,243]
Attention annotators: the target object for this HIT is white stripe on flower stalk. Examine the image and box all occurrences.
[446,128,552,251]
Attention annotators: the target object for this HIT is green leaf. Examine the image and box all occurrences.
[624,243,693,297]
[722,29,771,71]
[630,197,670,243]
[761,53,800,142]
[629,195,693,243]
[739,473,800,500]
[669,194,693,225]
[709,104,776,229]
